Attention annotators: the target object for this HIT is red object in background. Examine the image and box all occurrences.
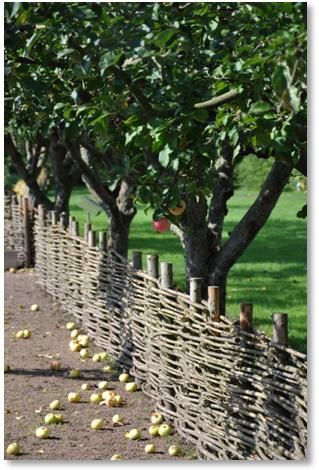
[152,217,170,233]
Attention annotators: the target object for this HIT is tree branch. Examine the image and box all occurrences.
[213,160,293,274]
[194,89,240,109]
[4,133,54,209]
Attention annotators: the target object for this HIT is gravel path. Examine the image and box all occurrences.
[4,270,196,461]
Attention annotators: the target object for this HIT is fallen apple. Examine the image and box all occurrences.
[98,381,109,390]
[168,200,186,216]
[15,330,24,339]
[49,399,61,410]
[79,348,89,359]
[79,335,89,347]
[151,412,163,425]
[158,423,172,437]
[9,267,17,274]
[112,414,124,426]
[100,352,109,361]
[23,329,31,338]
[148,425,160,437]
[66,321,76,330]
[44,413,57,425]
[119,373,130,383]
[168,445,181,456]
[69,369,81,378]
[114,394,123,406]
[145,443,156,454]
[35,426,49,438]
[6,442,20,455]
[92,353,102,363]
[91,418,105,430]
[68,392,81,403]
[103,365,112,373]
[110,454,123,460]
[90,393,102,404]
[54,413,64,423]
[30,304,39,312]
[69,340,81,352]
[128,428,141,440]
[102,390,115,400]
[125,382,137,392]
[70,329,80,339]
[152,217,170,233]
[81,383,91,391]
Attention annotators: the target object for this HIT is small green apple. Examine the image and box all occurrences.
[151,412,163,425]
[66,321,76,330]
[15,330,24,339]
[23,329,31,338]
[81,383,90,391]
[54,413,64,423]
[91,418,104,430]
[110,454,123,460]
[148,425,160,437]
[125,382,137,392]
[119,373,130,383]
[90,393,102,404]
[112,414,124,425]
[98,381,109,390]
[145,443,156,454]
[30,304,39,312]
[68,392,81,403]
[92,353,101,362]
[128,428,141,440]
[70,329,80,339]
[168,445,181,456]
[35,426,49,438]
[6,442,20,455]
[49,399,61,410]
[69,369,81,378]
[158,423,172,437]
[44,413,57,425]
[79,348,89,359]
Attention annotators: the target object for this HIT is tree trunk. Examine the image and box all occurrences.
[107,179,136,258]
[180,195,210,296]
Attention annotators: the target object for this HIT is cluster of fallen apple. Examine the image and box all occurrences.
[6,320,183,459]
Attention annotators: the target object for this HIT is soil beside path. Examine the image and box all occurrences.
[4,270,196,461]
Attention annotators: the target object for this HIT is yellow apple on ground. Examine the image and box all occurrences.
[9,267,17,273]
[15,330,24,339]
[69,369,81,378]
[68,392,81,403]
[148,425,160,437]
[44,413,57,425]
[110,454,123,460]
[158,423,172,437]
[98,381,108,390]
[92,353,101,362]
[49,399,61,410]
[6,442,20,455]
[70,329,80,339]
[125,382,137,392]
[23,329,31,338]
[103,365,112,373]
[50,360,61,371]
[91,418,105,430]
[145,443,156,454]
[127,428,141,440]
[119,373,130,383]
[79,335,89,347]
[35,426,49,438]
[69,340,81,352]
[100,352,109,361]
[81,383,90,391]
[114,394,123,406]
[168,445,181,456]
[54,413,64,423]
[79,348,89,359]
[30,304,39,312]
[151,412,163,425]
[112,414,124,426]
[66,321,76,330]
[90,393,102,404]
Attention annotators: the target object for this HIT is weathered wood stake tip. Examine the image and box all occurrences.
[240,303,253,332]
[208,286,220,322]
[272,313,288,347]
[88,230,96,248]
[146,254,159,279]
[160,262,173,289]
[190,278,202,303]
[98,231,107,251]
[132,251,142,270]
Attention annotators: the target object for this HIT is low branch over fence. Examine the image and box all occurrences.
[6,196,307,460]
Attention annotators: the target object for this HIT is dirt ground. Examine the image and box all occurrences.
[3,270,196,461]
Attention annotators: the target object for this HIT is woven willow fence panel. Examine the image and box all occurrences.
[32,209,307,461]
[4,194,28,265]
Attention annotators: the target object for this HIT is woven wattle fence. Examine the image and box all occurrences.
[30,204,307,460]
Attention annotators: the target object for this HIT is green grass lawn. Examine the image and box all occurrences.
[69,187,307,353]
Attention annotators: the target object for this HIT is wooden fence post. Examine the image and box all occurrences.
[88,230,96,248]
[132,251,142,270]
[190,278,202,303]
[59,212,68,229]
[51,210,58,225]
[160,262,173,289]
[84,222,92,242]
[23,197,32,268]
[72,220,79,237]
[272,313,288,347]
[240,303,253,332]
[98,231,107,251]
[208,286,220,321]
[146,254,159,279]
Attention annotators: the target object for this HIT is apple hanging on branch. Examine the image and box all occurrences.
[152,217,170,233]
[168,200,186,216]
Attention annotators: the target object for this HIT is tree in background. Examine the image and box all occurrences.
[4,2,306,309]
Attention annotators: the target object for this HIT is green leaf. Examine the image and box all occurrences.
[53,102,66,111]
[99,51,123,75]
[249,101,273,115]
[159,144,173,168]
[153,28,177,48]
[57,48,74,58]
[272,64,290,97]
